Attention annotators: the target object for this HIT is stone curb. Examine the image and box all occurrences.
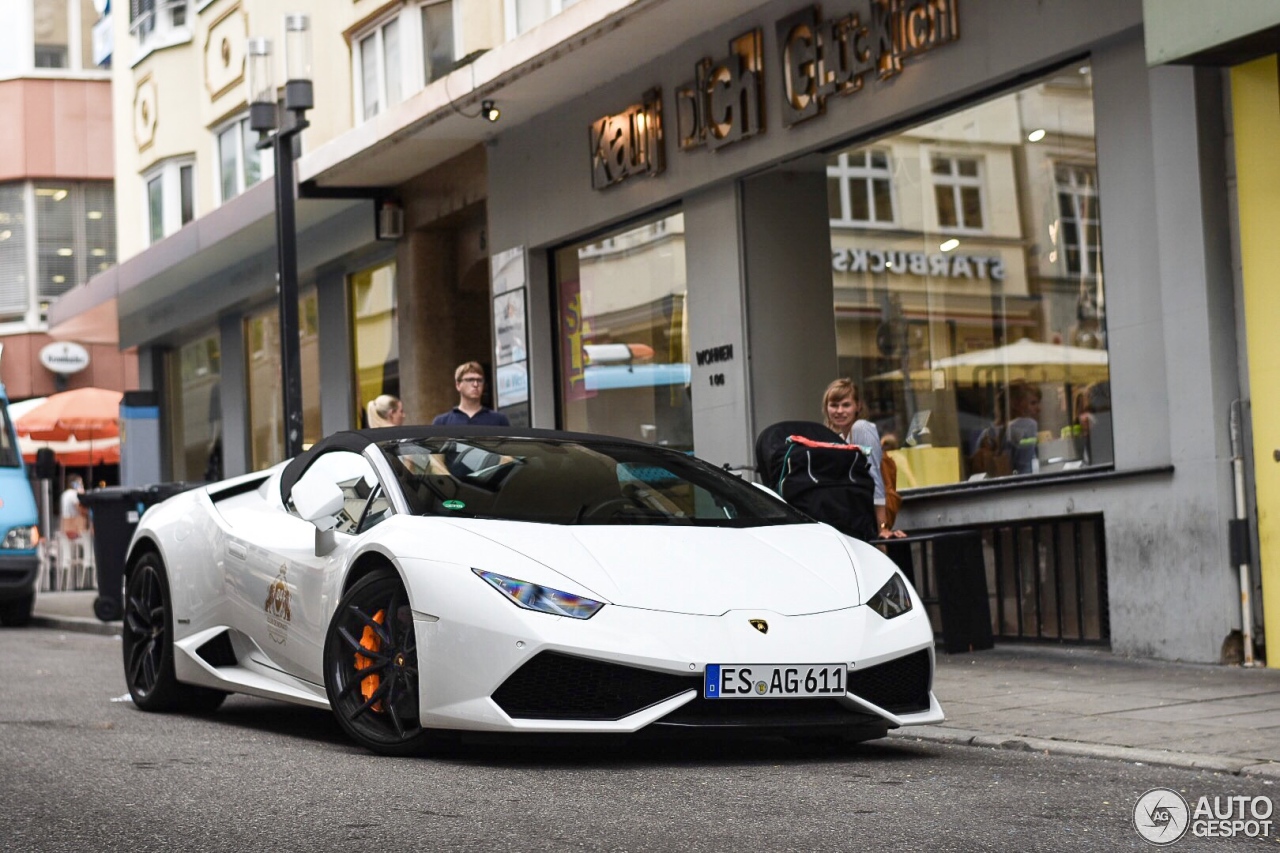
[891,725,1280,777]
[30,615,121,637]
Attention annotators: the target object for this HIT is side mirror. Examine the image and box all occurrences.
[292,474,344,527]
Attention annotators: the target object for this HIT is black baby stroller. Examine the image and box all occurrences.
[754,420,877,542]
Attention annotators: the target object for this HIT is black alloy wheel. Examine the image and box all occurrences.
[122,552,225,714]
[324,568,430,756]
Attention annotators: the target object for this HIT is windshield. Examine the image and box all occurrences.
[378,436,809,527]
[0,407,21,468]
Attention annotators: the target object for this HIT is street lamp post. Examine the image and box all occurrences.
[247,15,313,460]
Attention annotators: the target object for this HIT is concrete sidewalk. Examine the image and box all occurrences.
[30,590,1280,776]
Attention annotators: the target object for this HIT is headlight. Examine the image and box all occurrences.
[866,572,913,619]
[473,569,604,619]
[1,525,38,550]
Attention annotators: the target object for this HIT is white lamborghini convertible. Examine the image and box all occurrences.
[121,426,944,755]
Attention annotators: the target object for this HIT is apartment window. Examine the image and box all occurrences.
[216,117,268,203]
[356,16,403,121]
[129,0,191,55]
[0,182,114,318]
[506,0,580,37]
[30,0,99,70]
[0,185,29,317]
[1054,164,1100,278]
[828,148,895,227]
[932,155,985,231]
[36,182,116,302]
[421,1,456,84]
[144,158,195,244]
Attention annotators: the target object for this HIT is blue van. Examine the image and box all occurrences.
[0,385,40,626]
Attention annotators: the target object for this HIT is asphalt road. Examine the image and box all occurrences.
[2,627,1277,852]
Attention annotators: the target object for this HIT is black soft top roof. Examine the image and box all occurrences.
[279,425,655,505]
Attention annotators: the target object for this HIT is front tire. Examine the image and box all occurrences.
[122,553,226,714]
[324,568,430,756]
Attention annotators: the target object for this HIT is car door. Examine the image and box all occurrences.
[236,449,379,685]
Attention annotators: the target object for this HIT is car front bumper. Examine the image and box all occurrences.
[0,551,39,601]
[403,557,945,734]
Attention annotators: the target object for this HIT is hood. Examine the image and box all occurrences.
[445,520,862,616]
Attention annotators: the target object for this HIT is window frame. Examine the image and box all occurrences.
[503,0,580,39]
[1053,161,1101,279]
[129,0,192,62]
[353,12,405,122]
[827,147,898,229]
[419,0,458,86]
[212,115,271,204]
[142,156,196,245]
[929,152,987,234]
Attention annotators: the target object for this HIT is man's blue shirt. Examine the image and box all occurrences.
[431,407,510,426]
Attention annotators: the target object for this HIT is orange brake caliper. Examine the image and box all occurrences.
[354,609,386,712]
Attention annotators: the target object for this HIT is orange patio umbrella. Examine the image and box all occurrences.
[15,387,123,442]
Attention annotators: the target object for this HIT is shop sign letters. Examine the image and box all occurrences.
[590,89,665,190]
[675,30,765,152]
[833,247,1005,281]
[779,0,960,127]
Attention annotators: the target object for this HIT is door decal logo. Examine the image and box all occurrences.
[265,565,292,645]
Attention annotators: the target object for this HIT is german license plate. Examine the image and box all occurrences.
[703,664,846,699]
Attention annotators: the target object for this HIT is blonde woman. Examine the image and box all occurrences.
[821,378,905,539]
[366,394,404,428]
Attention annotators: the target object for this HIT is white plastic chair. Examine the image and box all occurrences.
[54,531,95,590]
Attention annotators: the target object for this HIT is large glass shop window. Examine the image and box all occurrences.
[167,333,221,481]
[827,64,1111,488]
[246,290,323,470]
[554,211,692,450]
[349,261,399,425]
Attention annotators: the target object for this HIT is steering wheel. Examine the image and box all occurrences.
[578,497,638,520]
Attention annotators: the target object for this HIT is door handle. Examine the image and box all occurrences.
[228,541,247,559]
[1274,450,1280,462]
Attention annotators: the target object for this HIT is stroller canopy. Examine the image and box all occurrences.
[754,420,843,489]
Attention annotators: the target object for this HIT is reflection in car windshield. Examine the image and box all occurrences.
[378,437,808,527]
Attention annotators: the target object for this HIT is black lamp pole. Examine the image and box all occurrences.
[248,17,312,460]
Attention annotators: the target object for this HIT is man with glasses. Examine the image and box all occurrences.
[431,361,511,426]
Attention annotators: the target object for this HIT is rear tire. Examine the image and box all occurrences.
[324,568,431,756]
[0,593,33,627]
[122,553,226,714]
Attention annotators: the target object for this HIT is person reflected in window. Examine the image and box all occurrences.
[432,362,510,426]
[822,378,905,539]
[972,381,1041,477]
[1005,381,1042,474]
[366,394,405,428]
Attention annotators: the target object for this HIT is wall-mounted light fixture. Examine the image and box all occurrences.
[481,100,500,122]
[376,200,404,241]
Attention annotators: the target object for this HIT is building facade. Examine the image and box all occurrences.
[52,0,1275,664]
[0,0,135,399]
